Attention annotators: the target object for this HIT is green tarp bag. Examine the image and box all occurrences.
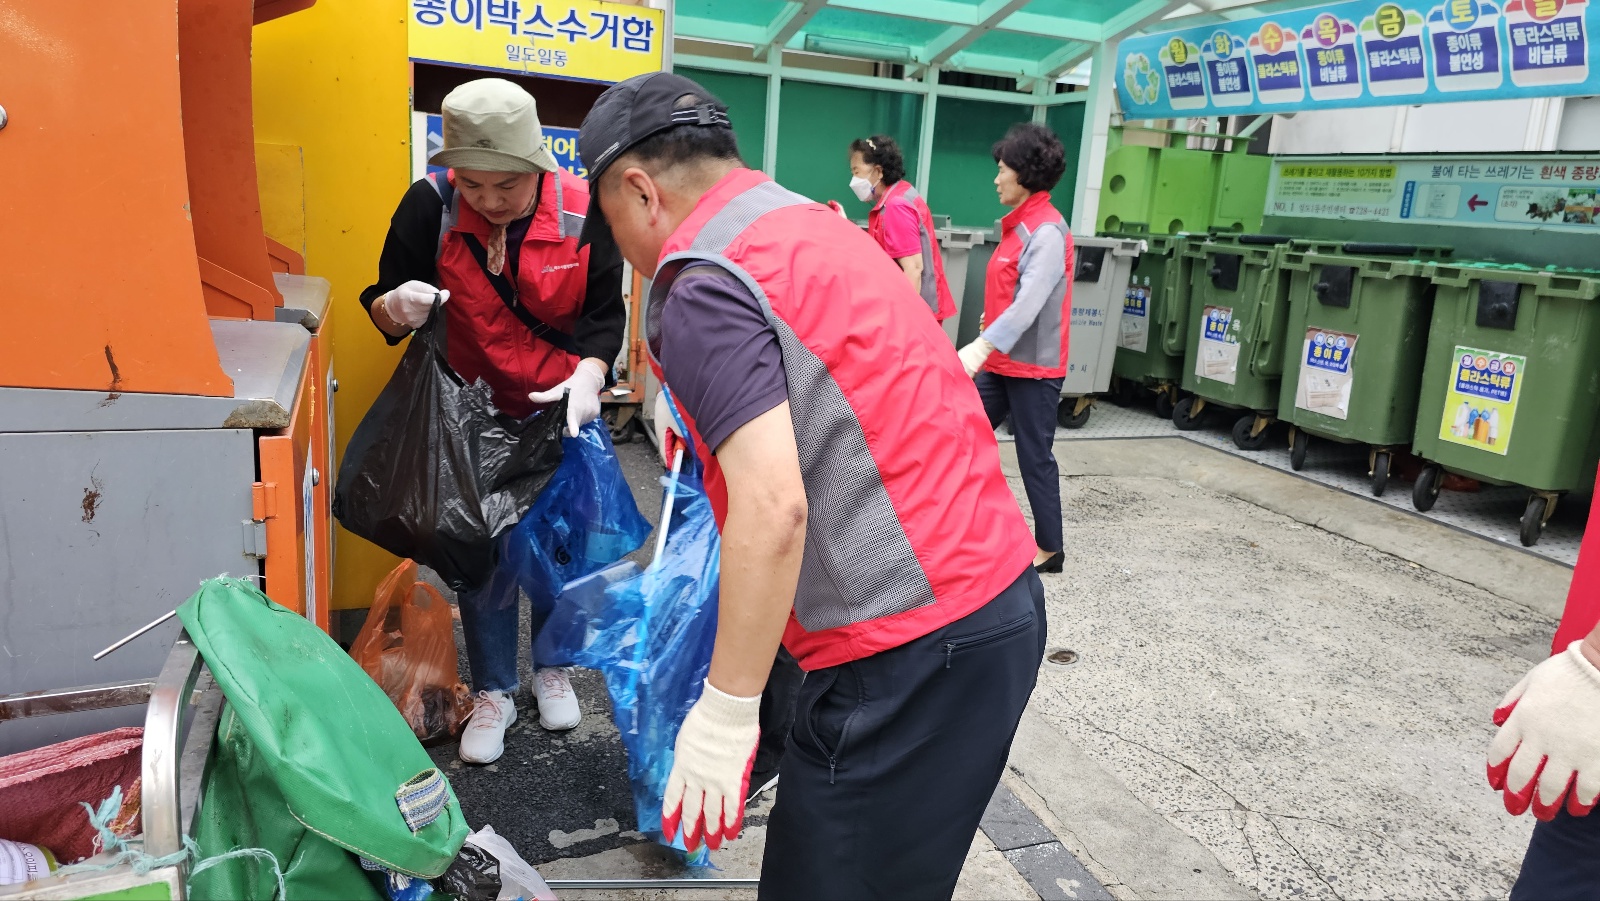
[182,578,468,900]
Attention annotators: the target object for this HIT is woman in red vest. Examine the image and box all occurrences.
[361,79,626,767]
[846,135,957,323]
[958,123,1074,574]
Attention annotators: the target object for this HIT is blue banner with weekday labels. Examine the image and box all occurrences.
[1118,0,1597,120]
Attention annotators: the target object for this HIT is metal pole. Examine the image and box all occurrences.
[545,877,762,890]
[915,66,938,198]
[763,53,782,177]
[93,608,178,661]
[1071,39,1120,235]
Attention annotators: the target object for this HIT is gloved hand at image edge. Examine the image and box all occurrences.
[958,337,996,379]
[1487,640,1600,820]
[661,680,761,852]
[529,358,608,438]
[384,281,450,329]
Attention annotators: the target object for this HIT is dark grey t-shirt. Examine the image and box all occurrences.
[658,263,790,454]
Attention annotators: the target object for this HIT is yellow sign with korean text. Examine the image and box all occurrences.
[1439,345,1525,456]
[408,0,665,84]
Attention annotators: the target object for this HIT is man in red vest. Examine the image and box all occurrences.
[1488,466,1600,899]
[577,73,1047,899]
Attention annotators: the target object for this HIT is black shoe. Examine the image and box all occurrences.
[746,768,779,805]
[1035,552,1064,574]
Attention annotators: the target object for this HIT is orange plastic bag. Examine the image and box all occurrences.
[351,560,473,744]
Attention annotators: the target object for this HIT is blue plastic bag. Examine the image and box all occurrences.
[503,421,653,647]
[534,452,720,859]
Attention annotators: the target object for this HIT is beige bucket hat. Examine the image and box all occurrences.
[429,78,558,174]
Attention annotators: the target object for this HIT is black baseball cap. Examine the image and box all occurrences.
[577,72,732,248]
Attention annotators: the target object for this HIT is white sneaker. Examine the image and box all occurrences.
[535,667,581,731]
[458,690,516,764]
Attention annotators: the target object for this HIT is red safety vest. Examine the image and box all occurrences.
[1553,464,1600,654]
[646,168,1036,671]
[982,192,1074,380]
[429,168,591,419]
[868,180,957,323]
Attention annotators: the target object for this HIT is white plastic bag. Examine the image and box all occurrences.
[463,826,557,901]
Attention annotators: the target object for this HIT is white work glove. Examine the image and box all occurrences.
[662,681,760,852]
[958,337,997,378]
[653,390,681,468]
[1487,640,1600,820]
[383,281,448,329]
[528,358,607,438]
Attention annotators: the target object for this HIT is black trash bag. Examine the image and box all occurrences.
[435,844,502,901]
[333,304,566,591]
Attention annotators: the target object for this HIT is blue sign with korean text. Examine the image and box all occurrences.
[1118,0,1598,119]
[1203,307,1233,342]
[1455,350,1519,401]
[427,115,586,178]
[1306,331,1355,373]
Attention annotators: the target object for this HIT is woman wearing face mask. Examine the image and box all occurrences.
[847,135,956,323]
[956,123,1073,575]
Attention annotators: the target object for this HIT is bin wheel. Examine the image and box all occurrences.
[1413,464,1443,512]
[1172,396,1204,431]
[1058,398,1093,430]
[1154,390,1177,420]
[1521,495,1550,548]
[603,406,635,445]
[1371,451,1391,497]
[1109,378,1140,408]
[1289,428,1309,471]
[1232,415,1272,451]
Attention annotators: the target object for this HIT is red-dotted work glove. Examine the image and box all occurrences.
[662,681,760,851]
[1487,641,1600,820]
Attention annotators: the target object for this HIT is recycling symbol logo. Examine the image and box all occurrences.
[1123,53,1161,105]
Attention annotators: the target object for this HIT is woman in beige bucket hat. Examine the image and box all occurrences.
[361,78,627,765]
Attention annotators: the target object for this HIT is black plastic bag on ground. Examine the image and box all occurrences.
[333,305,566,591]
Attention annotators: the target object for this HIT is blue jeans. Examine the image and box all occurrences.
[456,560,553,694]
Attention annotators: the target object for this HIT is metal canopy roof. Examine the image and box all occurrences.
[673,0,1280,83]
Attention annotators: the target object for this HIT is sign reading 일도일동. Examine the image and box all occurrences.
[1118,0,1597,120]
[409,0,665,84]
[1266,153,1600,230]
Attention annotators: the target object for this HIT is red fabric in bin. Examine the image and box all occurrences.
[0,727,143,863]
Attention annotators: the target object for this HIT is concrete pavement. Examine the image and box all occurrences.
[432,435,1561,899]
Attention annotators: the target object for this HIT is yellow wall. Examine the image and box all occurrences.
[252,1,409,610]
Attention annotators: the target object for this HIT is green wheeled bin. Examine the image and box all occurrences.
[1104,229,1199,419]
[1276,243,1452,496]
[1410,262,1600,546]
[1174,234,1308,449]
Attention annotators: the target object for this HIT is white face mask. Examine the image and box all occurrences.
[849,174,877,203]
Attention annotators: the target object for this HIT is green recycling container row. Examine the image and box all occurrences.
[1409,263,1600,546]
[1277,243,1452,497]
[1171,234,1343,449]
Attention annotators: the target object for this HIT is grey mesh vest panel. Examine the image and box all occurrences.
[1005,221,1069,370]
[899,184,940,315]
[647,183,938,631]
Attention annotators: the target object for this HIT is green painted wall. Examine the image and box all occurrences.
[927,98,1030,229]
[674,68,1090,232]
[677,67,769,171]
[926,99,1086,228]
[774,80,923,219]
[1047,102,1086,223]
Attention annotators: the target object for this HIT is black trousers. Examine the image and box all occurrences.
[757,647,804,776]
[759,568,1047,900]
[976,372,1065,554]
[1511,809,1600,900]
